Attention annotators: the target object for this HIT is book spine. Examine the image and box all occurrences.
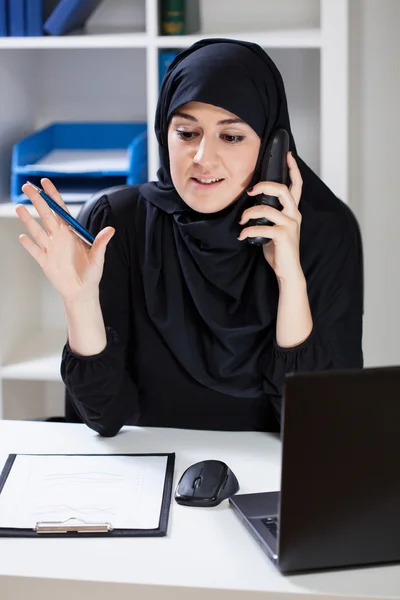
[160,0,185,35]
[25,0,43,36]
[8,0,25,36]
[0,0,8,36]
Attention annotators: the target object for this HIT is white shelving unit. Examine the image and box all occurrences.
[0,0,349,420]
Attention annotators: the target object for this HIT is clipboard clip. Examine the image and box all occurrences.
[34,517,113,534]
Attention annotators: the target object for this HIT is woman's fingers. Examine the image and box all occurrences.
[247,152,303,212]
[90,227,116,269]
[18,233,46,268]
[21,182,60,234]
[247,181,297,216]
[15,204,49,251]
[41,178,71,214]
[287,152,303,206]
[240,204,294,227]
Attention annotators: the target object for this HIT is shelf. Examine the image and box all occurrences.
[156,28,322,49]
[0,32,148,49]
[0,202,83,218]
[0,28,322,50]
[1,330,67,382]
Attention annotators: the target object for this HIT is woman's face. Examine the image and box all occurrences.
[167,101,261,213]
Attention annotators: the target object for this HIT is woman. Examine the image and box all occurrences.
[16,39,363,437]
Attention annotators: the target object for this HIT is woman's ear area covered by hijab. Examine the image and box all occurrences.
[167,101,261,214]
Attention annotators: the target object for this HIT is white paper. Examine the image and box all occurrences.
[23,149,129,173]
[0,455,169,530]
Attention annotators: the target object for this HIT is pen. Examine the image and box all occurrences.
[26,181,95,246]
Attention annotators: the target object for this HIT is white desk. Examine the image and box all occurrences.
[0,420,399,600]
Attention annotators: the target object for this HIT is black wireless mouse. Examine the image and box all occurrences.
[174,459,240,507]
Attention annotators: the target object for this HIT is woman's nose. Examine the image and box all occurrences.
[193,138,219,168]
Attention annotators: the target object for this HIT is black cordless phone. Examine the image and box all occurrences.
[247,128,290,245]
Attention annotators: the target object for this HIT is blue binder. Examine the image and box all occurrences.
[159,50,179,88]
[0,0,8,36]
[25,0,43,36]
[8,0,24,36]
[43,0,102,36]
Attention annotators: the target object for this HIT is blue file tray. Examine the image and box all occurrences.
[11,122,147,203]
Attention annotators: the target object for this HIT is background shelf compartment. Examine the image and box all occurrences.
[11,121,147,203]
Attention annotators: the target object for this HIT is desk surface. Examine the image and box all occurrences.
[0,420,399,600]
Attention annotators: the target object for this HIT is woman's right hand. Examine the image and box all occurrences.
[16,178,115,304]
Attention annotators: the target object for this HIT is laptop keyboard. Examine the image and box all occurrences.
[261,516,279,538]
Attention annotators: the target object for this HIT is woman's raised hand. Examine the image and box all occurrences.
[16,178,115,303]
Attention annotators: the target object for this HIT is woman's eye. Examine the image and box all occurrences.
[221,134,245,144]
[176,130,197,141]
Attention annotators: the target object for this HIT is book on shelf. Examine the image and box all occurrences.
[160,0,200,36]
[160,0,185,35]
[0,0,8,36]
[43,0,102,36]
[25,0,43,36]
[7,0,25,36]
[2,0,45,37]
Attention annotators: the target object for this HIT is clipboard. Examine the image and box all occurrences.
[0,453,175,538]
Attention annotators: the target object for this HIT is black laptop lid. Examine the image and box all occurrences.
[277,366,400,573]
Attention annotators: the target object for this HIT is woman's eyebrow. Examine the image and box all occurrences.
[172,111,245,126]
[173,111,197,122]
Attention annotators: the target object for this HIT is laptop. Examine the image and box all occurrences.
[229,366,400,574]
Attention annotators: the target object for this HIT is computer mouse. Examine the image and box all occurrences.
[174,459,240,507]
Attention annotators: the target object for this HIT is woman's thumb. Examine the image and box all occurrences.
[91,227,115,264]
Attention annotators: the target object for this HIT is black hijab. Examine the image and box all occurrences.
[138,39,315,398]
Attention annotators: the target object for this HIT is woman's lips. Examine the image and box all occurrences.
[190,177,224,189]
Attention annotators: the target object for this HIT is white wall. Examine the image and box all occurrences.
[349,0,400,367]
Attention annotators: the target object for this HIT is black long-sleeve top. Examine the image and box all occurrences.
[61,186,363,437]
